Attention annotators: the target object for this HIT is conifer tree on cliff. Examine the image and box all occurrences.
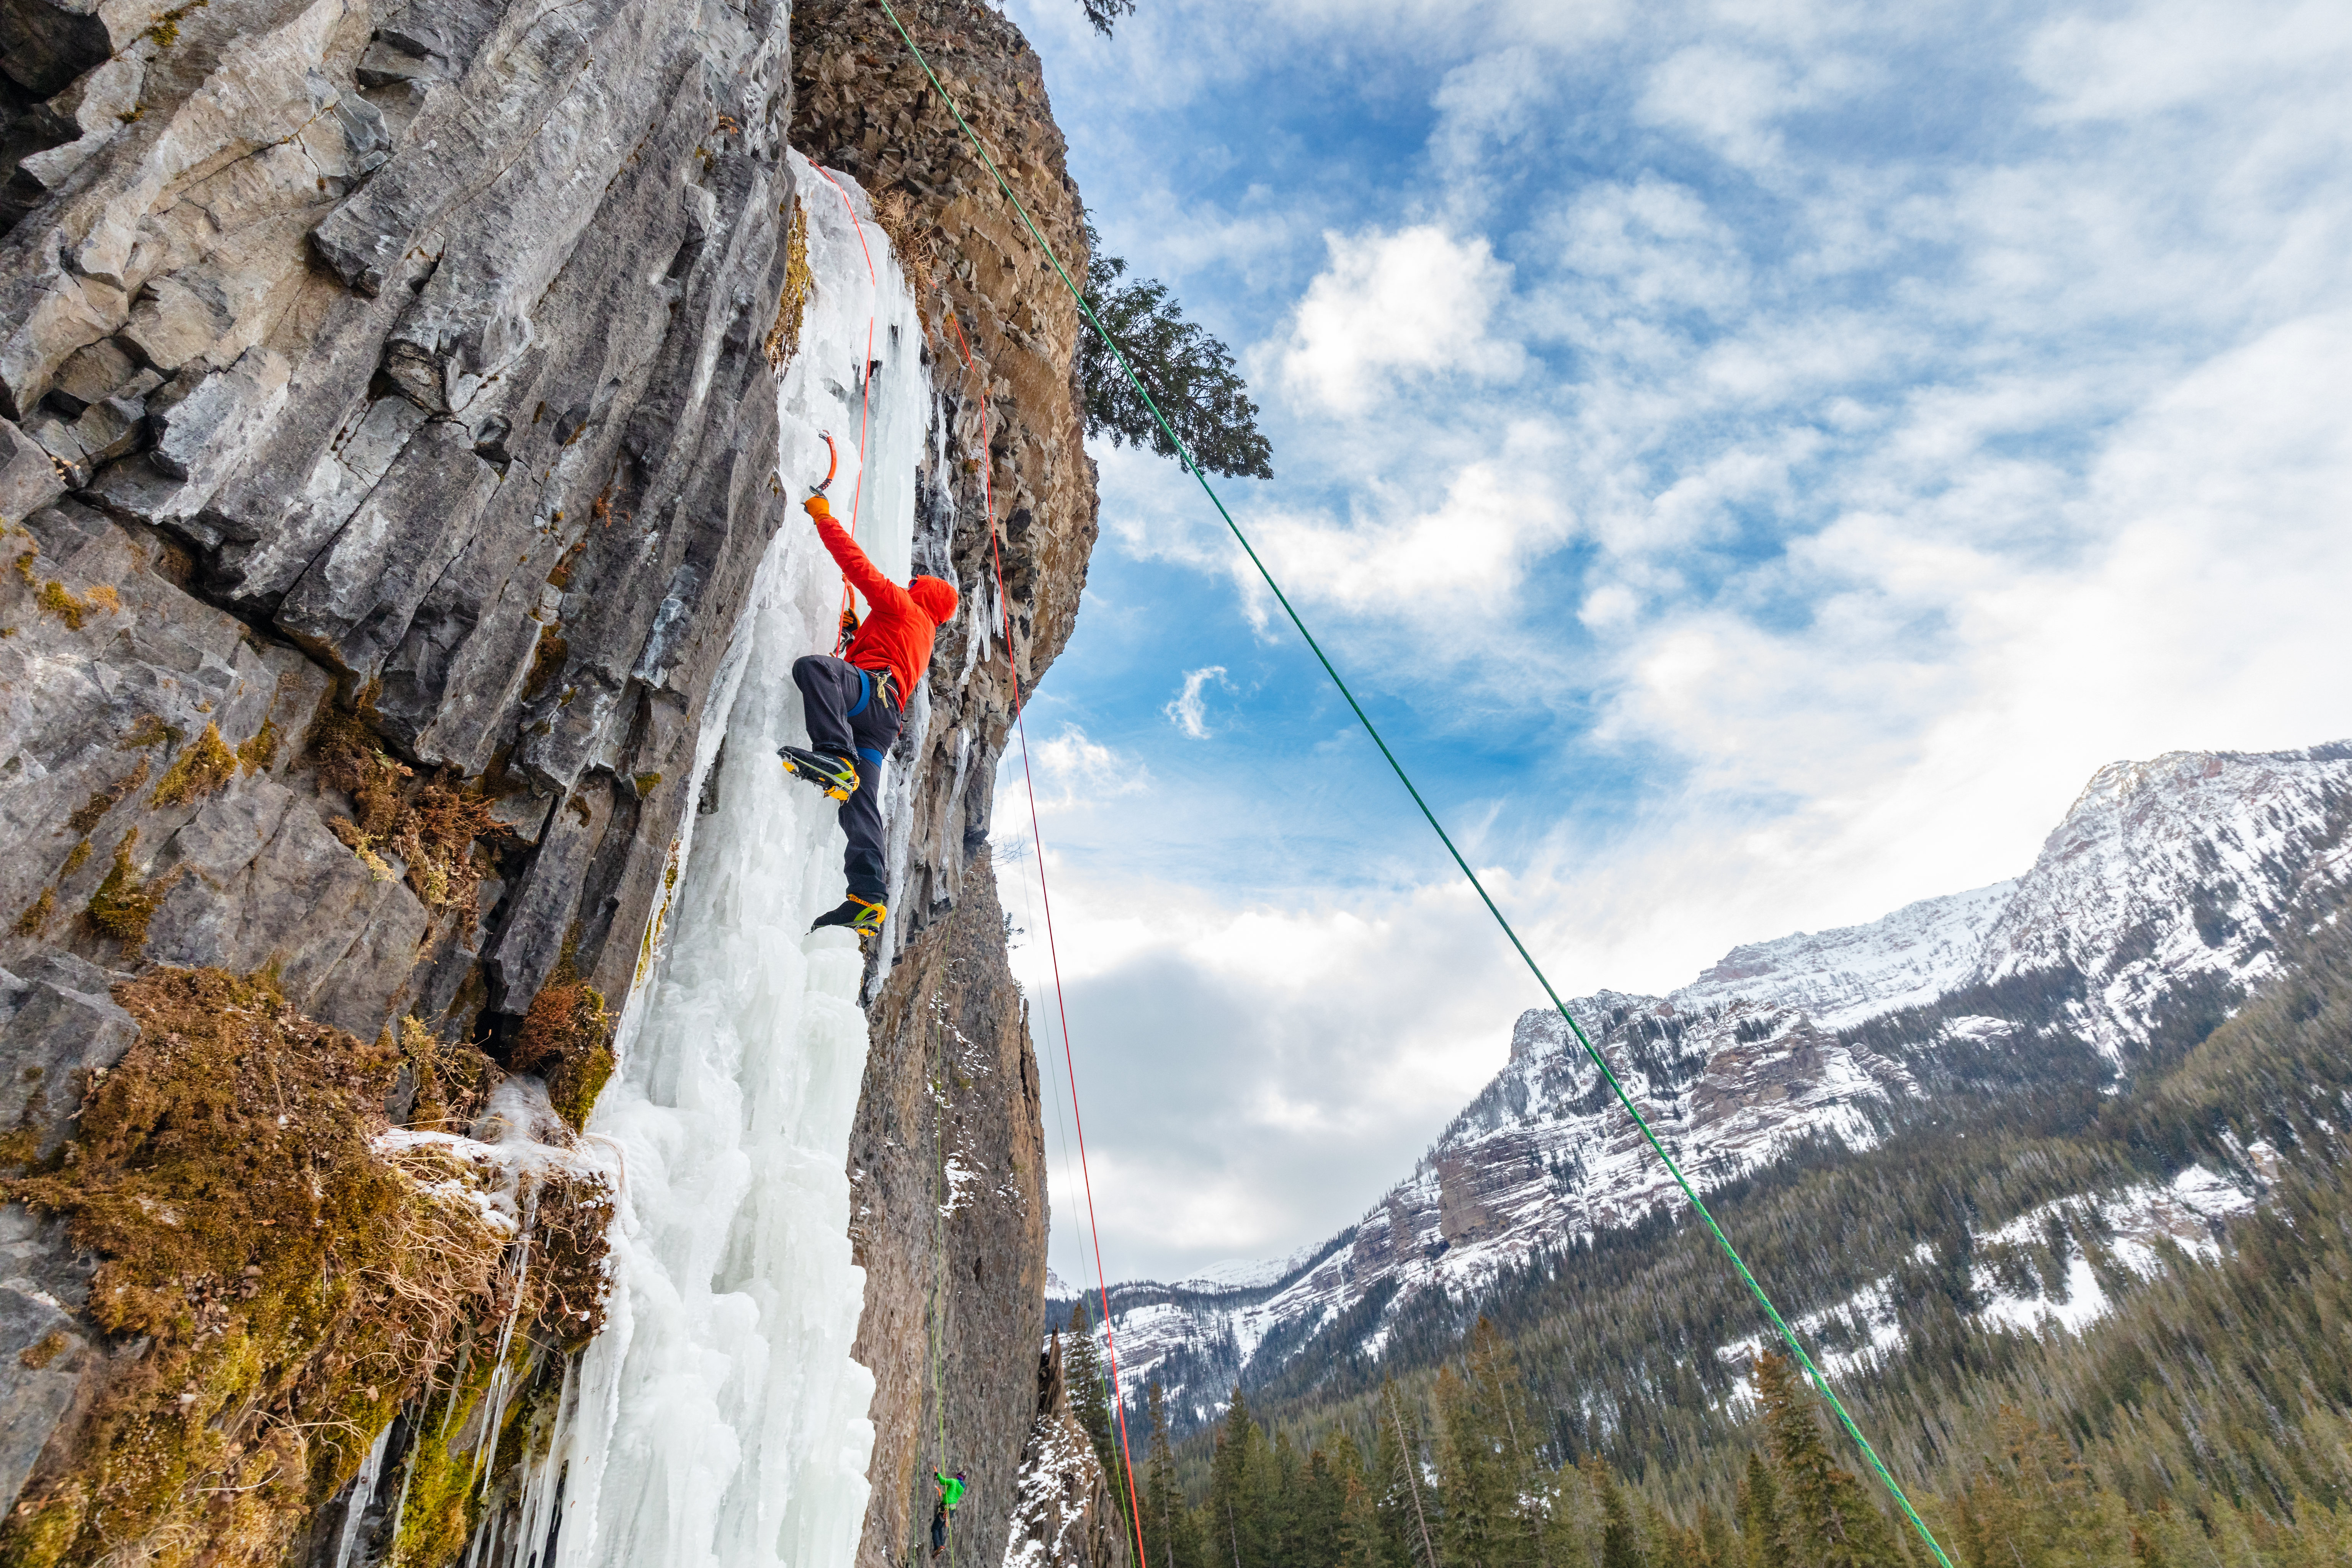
[1754,1351,1906,1568]
[1064,1302,1127,1530]
[1584,1457,1646,1568]
[1080,219,1274,482]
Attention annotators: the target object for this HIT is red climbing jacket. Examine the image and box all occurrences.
[807,496,960,704]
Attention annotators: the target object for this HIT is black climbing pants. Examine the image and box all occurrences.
[792,654,902,903]
[931,1501,949,1556]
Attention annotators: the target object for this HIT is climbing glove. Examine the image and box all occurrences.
[804,494,831,519]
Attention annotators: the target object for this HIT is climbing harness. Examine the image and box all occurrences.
[937,305,1151,1566]
[863,8,1962,1566]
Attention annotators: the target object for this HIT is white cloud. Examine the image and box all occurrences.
[2023,0,2352,123]
[1281,226,1526,413]
[1236,455,1577,633]
[998,0,2352,1284]
[1014,726,1152,814]
[1163,666,1230,738]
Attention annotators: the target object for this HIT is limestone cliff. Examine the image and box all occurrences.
[0,0,1118,1549]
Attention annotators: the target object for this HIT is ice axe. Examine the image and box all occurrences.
[811,431,840,497]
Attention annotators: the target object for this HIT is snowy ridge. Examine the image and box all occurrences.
[1083,744,2352,1421]
[1670,882,2017,1030]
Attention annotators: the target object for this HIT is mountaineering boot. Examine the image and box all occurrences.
[811,895,887,940]
[777,744,859,802]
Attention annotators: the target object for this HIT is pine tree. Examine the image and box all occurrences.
[1375,1379,1441,1568]
[1586,1457,1646,1568]
[1209,1387,1272,1568]
[1753,1353,1904,1568]
[1066,1302,1129,1532]
[1145,1384,1207,1568]
[1437,1337,1543,1568]
[1741,1451,1790,1568]
[1079,220,1273,481]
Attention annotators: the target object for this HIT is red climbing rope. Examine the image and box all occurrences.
[946,312,1153,1568]
[809,163,881,648]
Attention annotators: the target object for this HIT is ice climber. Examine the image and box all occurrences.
[778,492,960,940]
[931,1470,968,1557]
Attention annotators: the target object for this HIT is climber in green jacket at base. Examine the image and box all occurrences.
[931,1471,967,1558]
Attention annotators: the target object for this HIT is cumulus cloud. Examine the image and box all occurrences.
[1163,666,1231,738]
[995,0,2352,1282]
[1019,726,1151,814]
[1281,226,1526,413]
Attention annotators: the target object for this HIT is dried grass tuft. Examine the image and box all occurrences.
[307,705,502,918]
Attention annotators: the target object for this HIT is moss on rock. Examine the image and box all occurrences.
[0,970,606,1568]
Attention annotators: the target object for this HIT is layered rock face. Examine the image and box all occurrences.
[1,0,1114,1550]
[1,0,806,1542]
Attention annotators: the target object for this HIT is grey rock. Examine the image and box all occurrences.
[0,1274,89,1517]
[274,418,497,680]
[139,345,291,506]
[0,952,136,1163]
[21,408,88,487]
[0,416,66,525]
[12,54,142,196]
[356,39,439,88]
[65,386,147,467]
[41,335,134,416]
[119,271,236,376]
[485,777,612,1009]
[143,777,429,1039]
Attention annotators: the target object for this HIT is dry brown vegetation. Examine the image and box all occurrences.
[83,829,176,952]
[0,970,612,1568]
[149,722,236,807]
[511,981,616,1134]
[307,704,502,918]
[763,197,813,371]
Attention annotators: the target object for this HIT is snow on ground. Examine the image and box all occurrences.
[1671,882,2018,1030]
[1719,1153,2274,1382]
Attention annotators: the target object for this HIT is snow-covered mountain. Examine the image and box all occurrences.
[1059,743,2352,1425]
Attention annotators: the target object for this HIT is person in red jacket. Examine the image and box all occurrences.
[779,493,960,939]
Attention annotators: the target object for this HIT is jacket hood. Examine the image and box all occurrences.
[908,575,959,625]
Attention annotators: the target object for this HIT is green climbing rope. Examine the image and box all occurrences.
[857,5,1961,1563]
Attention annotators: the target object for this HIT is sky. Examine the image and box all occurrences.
[970,0,2352,1289]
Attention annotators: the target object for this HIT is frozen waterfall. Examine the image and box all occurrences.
[542,152,928,1568]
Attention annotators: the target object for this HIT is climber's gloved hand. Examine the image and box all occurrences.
[804,494,831,520]
[839,608,861,639]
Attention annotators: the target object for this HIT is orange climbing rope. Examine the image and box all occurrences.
[944,310,1153,1568]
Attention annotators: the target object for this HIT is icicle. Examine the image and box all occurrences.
[472,1230,534,1485]
[332,1421,395,1568]
[514,1359,579,1568]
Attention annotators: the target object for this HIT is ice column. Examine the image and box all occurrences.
[549,152,928,1568]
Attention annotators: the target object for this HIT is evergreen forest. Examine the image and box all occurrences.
[1057,898,2352,1568]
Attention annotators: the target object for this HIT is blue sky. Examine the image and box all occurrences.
[970,0,2352,1288]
